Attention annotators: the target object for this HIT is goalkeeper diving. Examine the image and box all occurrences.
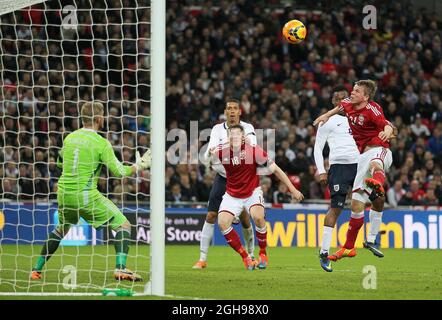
[31,102,151,282]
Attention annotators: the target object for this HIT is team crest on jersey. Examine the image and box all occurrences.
[358,115,365,125]
[239,150,246,160]
[334,184,340,192]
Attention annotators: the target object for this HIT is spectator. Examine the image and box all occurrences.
[197,174,214,202]
[410,114,431,138]
[386,181,406,208]
[3,178,18,200]
[398,180,425,206]
[18,164,33,200]
[5,162,18,178]
[180,173,196,201]
[422,188,439,206]
[261,176,273,203]
[428,127,442,159]
[273,181,292,204]
[166,183,189,204]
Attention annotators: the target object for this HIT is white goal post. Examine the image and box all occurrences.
[148,0,165,297]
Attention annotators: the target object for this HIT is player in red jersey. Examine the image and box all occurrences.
[314,80,397,260]
[210,124,304,270]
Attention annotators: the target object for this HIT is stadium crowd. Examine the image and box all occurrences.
[164,0,442,207]
[0,0,151,202]
[0,0,441,208]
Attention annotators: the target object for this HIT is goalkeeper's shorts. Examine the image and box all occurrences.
[57,190,127,230]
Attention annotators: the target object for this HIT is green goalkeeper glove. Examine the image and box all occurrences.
[135,149,151,171]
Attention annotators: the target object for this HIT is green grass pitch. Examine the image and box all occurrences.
[0,245,441,299]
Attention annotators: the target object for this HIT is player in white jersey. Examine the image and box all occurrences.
[314,86,359,272]
[192,99,256,269]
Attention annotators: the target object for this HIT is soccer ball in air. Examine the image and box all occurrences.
[282,19,307,44]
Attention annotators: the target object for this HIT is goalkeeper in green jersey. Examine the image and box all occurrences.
[31,102,151,282]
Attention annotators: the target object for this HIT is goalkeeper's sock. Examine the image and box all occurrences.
[34,230,63,271]
[114,230,131,269]
[242,225,255,257]
[199,221,214,261]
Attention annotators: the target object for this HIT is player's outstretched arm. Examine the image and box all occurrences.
[313,123,328,186]
[101,140,151,177]
[312,106,340,127]
[269,162,304,202]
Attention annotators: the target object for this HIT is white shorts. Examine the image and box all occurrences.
[352,146,393,203]
[218,187,264,218]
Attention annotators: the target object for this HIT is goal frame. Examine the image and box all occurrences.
[146,0,165,297]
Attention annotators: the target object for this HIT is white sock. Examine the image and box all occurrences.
[242,226,255,257]
[351,211,365,219]
[367,209,383,243]
[199,222,214,261]
[320,226,333,254]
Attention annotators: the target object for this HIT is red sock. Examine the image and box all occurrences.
[256,229,267,255]
[343,216,364,249]
[372,169,386,185]
[223,227,248,258]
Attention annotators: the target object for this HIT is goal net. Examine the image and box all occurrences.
[0,0,153,296]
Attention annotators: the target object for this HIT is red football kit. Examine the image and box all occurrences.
[215,143,272,198]
[339,98,394,153]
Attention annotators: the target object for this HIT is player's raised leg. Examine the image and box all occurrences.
[362,149,392,257]
[365,159,387,197]
[363,158,389,257]
[363,197,385,257]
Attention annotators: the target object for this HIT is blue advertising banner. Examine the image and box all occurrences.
[0,203,57,245]
[0,204,441,249]
[212,208,442,249]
